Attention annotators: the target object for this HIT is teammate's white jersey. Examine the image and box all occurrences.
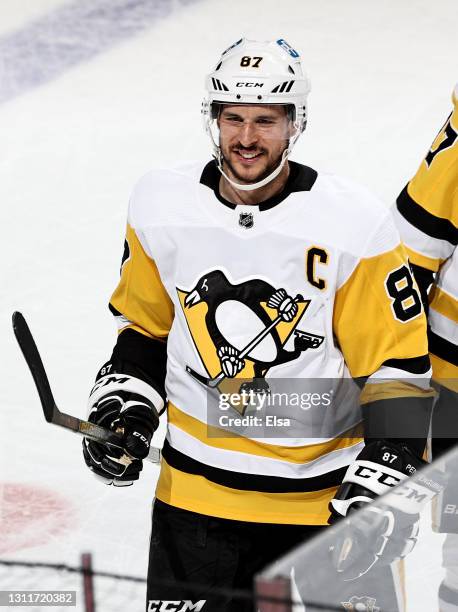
[394,84,458,391]
[110,160,430,524]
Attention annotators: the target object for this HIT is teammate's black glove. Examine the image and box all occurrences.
[83,370,162,486]
[328,440,437,579]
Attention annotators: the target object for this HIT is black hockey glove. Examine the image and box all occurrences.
[83,370,162,486]
[328,440,437,579]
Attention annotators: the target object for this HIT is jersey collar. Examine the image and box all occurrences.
[200,159,318,211]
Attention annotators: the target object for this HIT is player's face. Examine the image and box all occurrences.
[218,105,293,185]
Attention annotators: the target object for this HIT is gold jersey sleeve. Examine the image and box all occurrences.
[334,213,432,417]
[109,223,174,340]
[395,84,458,272]
[427,250,458,390]
[333,229,428,378]
[394,85,458,390]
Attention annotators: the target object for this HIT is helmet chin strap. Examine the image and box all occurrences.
[216,148,290,192]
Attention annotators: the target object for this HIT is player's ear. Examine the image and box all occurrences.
[285,106,297,138]
[287,119,298,140]
[213,103,223,126]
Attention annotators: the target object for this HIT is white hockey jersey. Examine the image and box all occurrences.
[110,160,431,524]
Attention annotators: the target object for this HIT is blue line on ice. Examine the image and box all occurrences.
[0,0,199,103]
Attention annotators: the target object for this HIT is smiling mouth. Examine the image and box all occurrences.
[234,149,263,163]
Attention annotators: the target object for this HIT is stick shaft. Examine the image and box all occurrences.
[12,311,161,463]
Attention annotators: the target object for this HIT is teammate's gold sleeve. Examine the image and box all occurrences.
[407,97,458,228]
[110,223,174,339]
[430,285,458,324]
[404,246,444,273]
[430,354,458,392]
[333,244,428,378]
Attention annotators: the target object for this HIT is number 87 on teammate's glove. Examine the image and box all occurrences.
[82,368,163,486]
[328,441,442,579]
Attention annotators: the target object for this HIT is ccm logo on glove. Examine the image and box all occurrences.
[354,464,403,488]
[133,430,150,447]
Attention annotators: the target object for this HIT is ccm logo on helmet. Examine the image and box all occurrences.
[236,82,264,88]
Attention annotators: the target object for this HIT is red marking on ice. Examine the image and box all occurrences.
[0,483,75,555]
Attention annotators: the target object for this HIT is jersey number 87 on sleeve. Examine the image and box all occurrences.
[385,265,422,323]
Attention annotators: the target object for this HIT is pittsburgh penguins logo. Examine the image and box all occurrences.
[178,270,324,410]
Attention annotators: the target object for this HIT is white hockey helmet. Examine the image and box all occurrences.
[202,38,311,191]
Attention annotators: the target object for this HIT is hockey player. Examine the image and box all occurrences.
[394,83,458,611]
[83,39,434,611]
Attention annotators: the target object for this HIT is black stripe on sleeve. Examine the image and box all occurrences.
[429,330,458,367]
[162,439,347,493]
[382,355,431,374]
[396,185,458,245]
[109,302,123,317]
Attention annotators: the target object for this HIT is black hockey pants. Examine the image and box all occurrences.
[146,499,323,611]
[146,499,403,612]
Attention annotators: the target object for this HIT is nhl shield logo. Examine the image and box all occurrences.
[341,596,380,611]
[239,212,254,229]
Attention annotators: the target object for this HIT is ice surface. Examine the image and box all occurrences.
[1,0,457,609]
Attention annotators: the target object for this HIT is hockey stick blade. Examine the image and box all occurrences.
[12,312,161,463]
[12,311,57,423]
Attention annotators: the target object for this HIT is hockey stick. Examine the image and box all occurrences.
[186,294,305,388]
[12,312,161,463]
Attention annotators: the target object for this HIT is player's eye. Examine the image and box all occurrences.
[223,115,243,123]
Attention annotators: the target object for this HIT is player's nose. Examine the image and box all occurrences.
[238,121,258,147]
